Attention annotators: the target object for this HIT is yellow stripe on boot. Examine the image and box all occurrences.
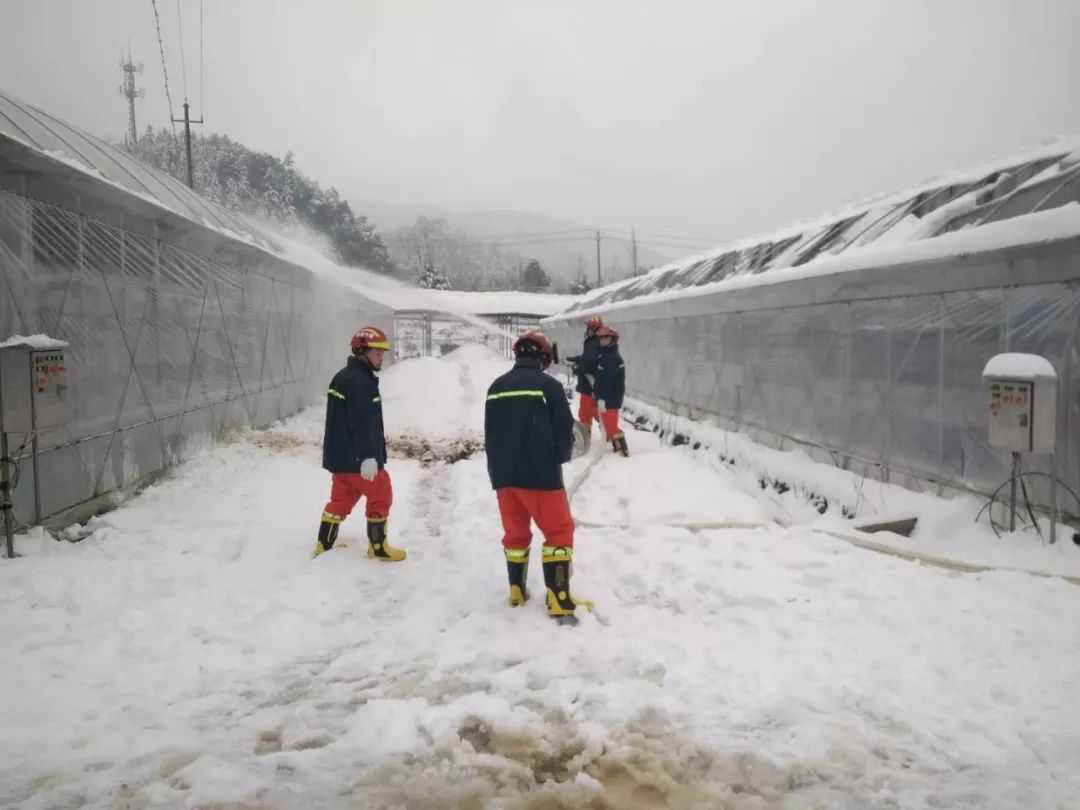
[314,514,347,557]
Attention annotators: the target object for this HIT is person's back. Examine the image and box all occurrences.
[593,325,629,457]
[485,357,573,491]
[595,342,625,411]
[566,315,605,433]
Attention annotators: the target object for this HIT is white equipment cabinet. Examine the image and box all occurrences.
[981,353,1059,540]
[0,337,71,558]
[982,353,1057,455]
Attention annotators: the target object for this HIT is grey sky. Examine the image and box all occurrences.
[2,0,1079,245]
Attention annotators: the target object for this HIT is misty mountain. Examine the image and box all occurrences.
[360,202,688,285]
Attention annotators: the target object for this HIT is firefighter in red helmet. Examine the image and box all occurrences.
[313,326,406,561]
[594,325,629,456]
[485,330,591,624]
[566,315,604,433]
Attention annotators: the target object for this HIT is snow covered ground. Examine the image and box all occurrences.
[2,345,1079,810]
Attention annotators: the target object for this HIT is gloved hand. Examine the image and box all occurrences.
[597,399,607,413]
[360,458,378,481]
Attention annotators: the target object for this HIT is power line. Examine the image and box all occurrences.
[602,226,727,244]
[150,0,177,133]
[176,0,189,100]
[605,235,716,251]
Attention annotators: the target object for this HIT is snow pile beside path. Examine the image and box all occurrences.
[381,345,519,441]
[623,398,1080,576]
[572,430,770,527]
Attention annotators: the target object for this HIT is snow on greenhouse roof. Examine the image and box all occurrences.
[548,206,1080,320]
[0,89,276,251]
[557,136,1080,317]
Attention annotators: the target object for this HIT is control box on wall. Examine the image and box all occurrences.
[0,338,70,433]
[981,353,1057,455]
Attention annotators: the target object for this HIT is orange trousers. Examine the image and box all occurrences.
[600,408,621,437]
[578,393,597,428]
[496,487,574,551]
[324,470,393,521]
[579,394,621,437]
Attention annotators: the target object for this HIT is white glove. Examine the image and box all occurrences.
[360,458,378,481]
[597,399,607,413]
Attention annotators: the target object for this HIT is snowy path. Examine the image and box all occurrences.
[2,346,1079,809]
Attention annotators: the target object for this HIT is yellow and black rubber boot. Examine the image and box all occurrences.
[313,512,343,557]
[542,545,593,625]
[367,517,406,562]
[505,547,530,606]
[611,432,629,457]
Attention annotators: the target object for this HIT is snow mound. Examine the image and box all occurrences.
[437,342,508,365]
[0,333,69,350]
[982,352,1058,380]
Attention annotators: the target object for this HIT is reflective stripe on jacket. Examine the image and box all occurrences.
[484,357,574,490]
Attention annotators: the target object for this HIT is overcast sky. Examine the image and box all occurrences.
[2,0,1079,245]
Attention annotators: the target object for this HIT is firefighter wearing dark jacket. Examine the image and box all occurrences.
[485,330,591,624]
[565,315,604,433]
[594,325,629,457]
[314,326,406,561]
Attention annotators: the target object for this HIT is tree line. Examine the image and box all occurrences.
[125,129,579,293]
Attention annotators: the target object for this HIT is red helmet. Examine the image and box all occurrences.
[596,325,619,340]
[585,315,604,331]
[512,330,554,369]
[351,326,391,352]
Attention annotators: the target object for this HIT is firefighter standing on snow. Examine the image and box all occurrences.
[485,330,590,623]
[566,315,604,433]
[314,326,406,561]
[594,325,629,457]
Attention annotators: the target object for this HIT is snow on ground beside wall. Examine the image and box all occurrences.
[624,398,1080,577]
[1,350,1079,809]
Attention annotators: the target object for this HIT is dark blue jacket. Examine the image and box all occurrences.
[594,344,626,409]
[322,356,388,473]
[569,334,601,395]
[485,357,574,490]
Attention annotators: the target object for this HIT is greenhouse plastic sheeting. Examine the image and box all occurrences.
[544,237,1080,512]
[0,182,391,527]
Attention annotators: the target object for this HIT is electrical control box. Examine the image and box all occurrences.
[0,340,70,433]
[981,353,1057,455]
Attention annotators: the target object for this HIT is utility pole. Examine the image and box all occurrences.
[595,230,602,287]
[172,100,204,189]
[119,50,144,145]
[631,227,639,276]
